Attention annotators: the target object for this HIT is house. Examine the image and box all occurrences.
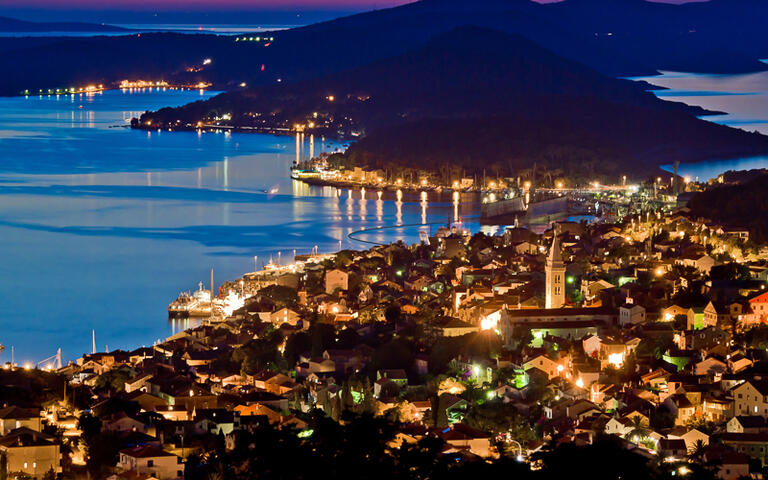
[182,350,219,368]
[0,428,61,479]
[102,413,153,435]
[619,304,646,326]
[727,416,768,434]
[325,269,349,294]
[715,452,750,480]
[661,304,688,323]
[664,394,697,426]
[686,306,711,330]
[704,302,732,330]
[718,433,768,466]
[582,335,601,357]
[0,407,41,435]
[125,391,167,413]
[523,355,561,380]
[731,380,768,418]
[439,318,479,337]
[118,445,182,480]
[234,403,283,424]
[125,372,154,393]
[694,356,727,377]
[747,292,768,324]
[193,409,240,435]
[658,438,687,458]
[729,354,753,373]
[677,254,715,274]
[679,429,710,452]
[439,423,492,457]
[581,279,614,304]
[604,417,631,436]
[269,307,301,327]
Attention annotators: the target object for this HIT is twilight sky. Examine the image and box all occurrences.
[0,0,707,24]
[0,0,702,10]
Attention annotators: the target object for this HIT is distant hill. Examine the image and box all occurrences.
[1,0,768,96]
[688,174,768,243]
[0,16,127,33]
[137,27,768,178]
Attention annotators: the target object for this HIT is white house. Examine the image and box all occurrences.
[619,304,646,326]
[118,445,182,480]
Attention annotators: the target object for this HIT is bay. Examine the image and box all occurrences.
[633,67,768,181]
[0,89,472,364]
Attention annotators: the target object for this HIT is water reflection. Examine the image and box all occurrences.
[0,89,490,362]
[631,70,768,180]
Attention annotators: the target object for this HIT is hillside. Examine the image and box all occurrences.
[2,0,768,96]
[136,27,768,178]
[687,174,768,244]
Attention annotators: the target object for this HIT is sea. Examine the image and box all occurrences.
[0,66,767,364]
[633,65,768,180]
[0,88,476,364]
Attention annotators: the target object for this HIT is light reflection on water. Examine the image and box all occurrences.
[0,89,482,363]
[632,70,768,180]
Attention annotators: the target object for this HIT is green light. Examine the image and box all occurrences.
[297,429,314,438]
[513,372,528,389]
[566,276,575,284]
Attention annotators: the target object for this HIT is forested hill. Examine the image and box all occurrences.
[137,27,768,179]
[688,174,768,244]
[2,0,768,96]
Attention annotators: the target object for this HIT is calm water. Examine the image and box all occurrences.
[0,24,295,37]
[633,67,768,180]
[0,89,477,364]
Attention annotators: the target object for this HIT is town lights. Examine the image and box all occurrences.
[608,353,624,368]
[556,182,563,189]
[575,377,584,388]
[655,268,664,277]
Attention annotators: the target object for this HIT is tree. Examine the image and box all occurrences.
[259,285,299,308]
[284,331,311,366]
[41,467,56,480]
[94,366,135,392]
[78,413,121,479]
[687,439,707,462]
[625,416,650,444]
[463,401,537,442]
[371,338,415,371]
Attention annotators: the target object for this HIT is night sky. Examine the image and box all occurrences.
[0,0,708,24]
[1,0,704,10]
